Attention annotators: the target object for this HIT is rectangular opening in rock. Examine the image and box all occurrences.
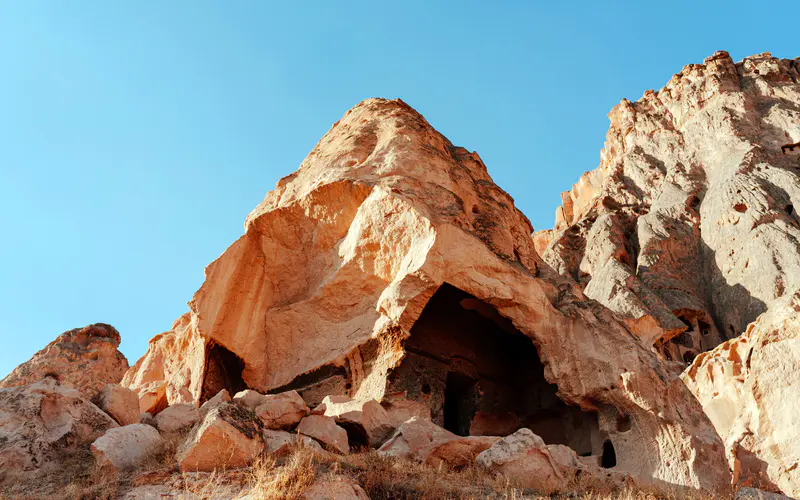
[200,341,247,403]
[387,283,602,454]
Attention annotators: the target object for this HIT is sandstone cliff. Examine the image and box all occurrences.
[534,51,800,366]
[124,98,730,491]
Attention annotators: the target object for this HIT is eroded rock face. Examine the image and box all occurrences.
[683,290,800,497]
[91,424,163,471]
[96,384,141,426]
[176,403,264,472]
[534,52,800,365]
[0,378,118,482]
[0,324,129,400]
[124,97,730,491]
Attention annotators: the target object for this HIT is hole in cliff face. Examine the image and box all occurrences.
[388,283,601,454]
[734,203,748,213]
[616,413,632,432]
[602,440,617,468]
[787,204,794,216]
[200,342,247,403]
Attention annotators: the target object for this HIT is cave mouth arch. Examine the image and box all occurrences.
[200,341,248,403]
[387,283,602,456]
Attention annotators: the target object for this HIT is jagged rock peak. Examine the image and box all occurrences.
[534,51,800,365]
[0,323,129,400]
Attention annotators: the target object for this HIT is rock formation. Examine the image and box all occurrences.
[534,51,800,365]
[0,323,129,400]
[123,97,731,491]
[683,290,800,497]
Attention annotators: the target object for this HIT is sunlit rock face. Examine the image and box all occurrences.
[0,323,129,400]
[683,290,800,497]
[122,97,732,492]
[534,51,800,365]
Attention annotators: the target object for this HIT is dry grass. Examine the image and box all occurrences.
[2,440,728,500]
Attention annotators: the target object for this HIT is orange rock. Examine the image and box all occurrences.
[1,324,128,400]
[297,415,350,455]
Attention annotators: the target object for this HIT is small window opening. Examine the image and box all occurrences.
[601,440,617,468]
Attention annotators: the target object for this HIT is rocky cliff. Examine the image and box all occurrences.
[535,51,800,363]
[123,98,730,491]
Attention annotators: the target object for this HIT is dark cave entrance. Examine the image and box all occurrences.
[602,440,617,468]
[387,283,602,455]
[200,341,247,403]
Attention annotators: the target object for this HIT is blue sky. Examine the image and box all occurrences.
[1,1,796,377]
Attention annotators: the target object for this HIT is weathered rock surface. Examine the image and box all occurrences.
[262,429,323,455]
[156,403,201,435]
[200,389,232,417]
[378,417,457,462]
[96,384,141,426]
[254,390,309,430]
[476,428,588,492]
[176,403,264,472]
[535,51,800,366]
[91,424,163,471]
[297,415,350,455]
[1,324,129,400]
[319,395,395,447]
[424,435,500,469]
[683,290,800,497]
[0,378,118,481]
[123,96,732,490]
[301,476,369,500]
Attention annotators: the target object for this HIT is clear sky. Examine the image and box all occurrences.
[1,1,796,378]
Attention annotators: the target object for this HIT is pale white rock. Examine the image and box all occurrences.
[233,389,266,411]
[424,435,500,469]
[176,403,264,472]
[476,428,583,492]
[683,290,800,497]
[199,389,232,417]
[255,390,309,430]
[96,383,141,426]
[0,378,118,480]
[155,403,200,435]
[378,417,457,462]
[301,476,369,500]
[297,415,349,455]
[91,424,163,471]
[320,395,395,448]
[262,429,323,455]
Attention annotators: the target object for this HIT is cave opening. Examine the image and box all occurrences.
[387,283,602,455]
[602,440,617,468]
[200,341,247,403]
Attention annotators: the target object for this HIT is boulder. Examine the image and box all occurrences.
[301,476,369,500]
[0,378,118,481]
[263,429,323,455]
[378,417,457,461]
[91,424,163,471]
[0,323,129,400]
[233,389,266,411]
[319,395,395,448]
[155,403,200,435]
[176,403,264,472]
[382,399,431,428]
[140,412,157,427]
[424,435,500,469]
[476,428,584,492]
[735,487,794,500]
[96,383,141,426]
[297,415,349,455]
[254,390,309,430]
[199,389,232,417]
